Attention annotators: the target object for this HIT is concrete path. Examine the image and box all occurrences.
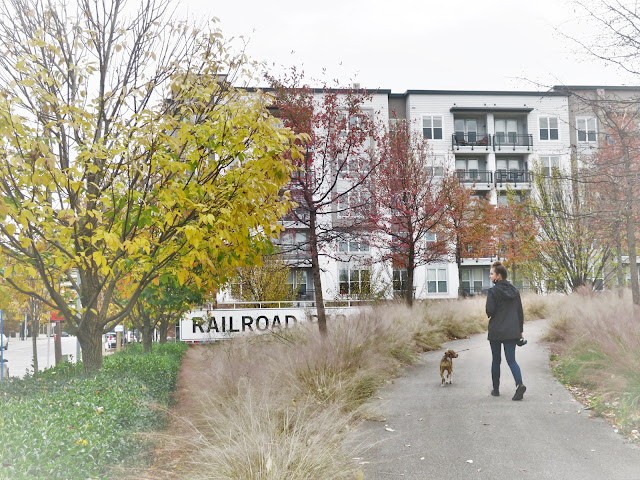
[347,319,640,480]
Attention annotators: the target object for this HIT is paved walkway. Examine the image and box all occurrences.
[347,319,640,480]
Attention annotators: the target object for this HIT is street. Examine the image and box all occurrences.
[0,335,81,379]
[347,319,640,480]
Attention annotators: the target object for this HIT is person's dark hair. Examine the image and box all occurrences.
[492,261,508,280]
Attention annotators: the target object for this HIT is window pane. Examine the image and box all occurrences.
[339,241,348,252]
[438,280,447,293]
[423,128,432,139]
[550,129,558,140]
[588,132,596,142]
[423,117,432,128]
[438,269,447,281]
[549,117,558,128]
[433,128,442,139]
[539,117,548,129]
[578,130,586,142]
[427,269,436,281]
[540,129,548,140]
[433,117,442,128]
[577,118,585,130]
[361,270,370,294]
[428,281,436,293]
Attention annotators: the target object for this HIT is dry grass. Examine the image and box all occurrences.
[143,300,491,479]
[544,289,640,437]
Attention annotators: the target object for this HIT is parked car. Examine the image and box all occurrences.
[1,333,7,350]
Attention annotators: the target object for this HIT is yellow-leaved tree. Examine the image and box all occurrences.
[0,0,300,372]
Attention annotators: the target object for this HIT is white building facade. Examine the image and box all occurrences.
[221,87,578,304]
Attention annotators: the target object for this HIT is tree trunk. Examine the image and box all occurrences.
[158,316,169,344]
[77,324,104,374]
[615,225,625,295]
[406,265,414,306]
[309,211,327,335]
[141,314,154,353]
[30,301,38,374]
[625,211,639,306]
[622,142,640,306]
[54,327,62,365]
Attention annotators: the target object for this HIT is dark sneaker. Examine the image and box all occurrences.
[512,384,526,401]
[491,389,500,396]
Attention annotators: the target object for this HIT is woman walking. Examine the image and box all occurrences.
[486,261,526,400]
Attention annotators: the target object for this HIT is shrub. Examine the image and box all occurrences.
[0,342,187,479]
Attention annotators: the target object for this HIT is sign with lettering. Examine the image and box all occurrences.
[179,307,355,342]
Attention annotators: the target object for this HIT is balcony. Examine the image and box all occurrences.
[493,134,533,151]
[494,169,533,187]
[455,169,493,189]
[452,133,491,150]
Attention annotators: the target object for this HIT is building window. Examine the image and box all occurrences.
[392,269,409,296]
[427,268,447,293]
[423,116,443,140]
[279,231,308,255]
[461,267,488,295]
[337,190,370,218]
[576,117,597,142]
[338,239,370,253]
[339,268,371,295]
[425,232,437,242]
[539,116,559,141]
[286,270,308,298]
[540,156,560,176]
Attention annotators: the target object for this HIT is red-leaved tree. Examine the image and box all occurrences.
[442,182,496,296]
[494,191,540,287]
[267,69,381,332]
[367,119,449,305]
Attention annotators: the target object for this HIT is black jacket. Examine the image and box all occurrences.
[486,280,523,341]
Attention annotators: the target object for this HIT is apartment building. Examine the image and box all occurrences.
[554,85,640,288]
[221,87,579,303]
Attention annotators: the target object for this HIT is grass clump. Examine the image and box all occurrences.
[545,289,640,440]
[149,300,491,479]
[0,342,187,479]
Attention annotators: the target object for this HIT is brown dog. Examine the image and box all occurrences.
[440,349,458,385]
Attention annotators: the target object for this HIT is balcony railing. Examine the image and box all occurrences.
[452,133,491,150]
[494,169,533,186]
[455,169,493,187]
[493,133,533,151]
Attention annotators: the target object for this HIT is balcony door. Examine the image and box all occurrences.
[495,119,518,145]
[454,119,478,143]
[456,158,479,181]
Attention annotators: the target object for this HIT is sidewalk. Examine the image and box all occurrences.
[347,319,640,480]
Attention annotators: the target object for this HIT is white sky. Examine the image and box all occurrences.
[181,0,636,92]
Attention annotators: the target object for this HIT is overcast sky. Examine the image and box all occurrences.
[182,0,636,92]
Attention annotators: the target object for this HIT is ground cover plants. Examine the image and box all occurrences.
[0,342,187,479]
[544,288,640,442]
[145,295,550,480]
